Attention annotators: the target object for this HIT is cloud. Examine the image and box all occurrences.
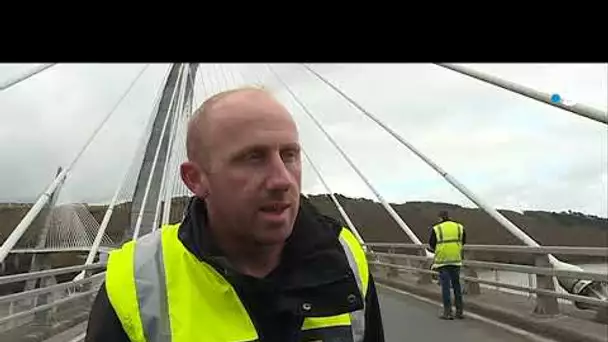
[268,63,608,217]
[0,63,606,219]
[0,63,170,204]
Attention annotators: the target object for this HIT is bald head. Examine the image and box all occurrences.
[180,86,302,249]
[186,87,297,169]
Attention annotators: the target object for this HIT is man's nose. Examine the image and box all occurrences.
[266,154,293,191]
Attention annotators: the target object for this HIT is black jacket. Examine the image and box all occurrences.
[85,196,384,342]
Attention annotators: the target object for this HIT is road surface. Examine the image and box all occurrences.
[378,284,547,342]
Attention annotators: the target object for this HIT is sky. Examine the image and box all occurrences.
[0,63,606,218]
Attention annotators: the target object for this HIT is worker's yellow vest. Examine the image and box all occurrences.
[431,221,464,269]
[105,223,369,342]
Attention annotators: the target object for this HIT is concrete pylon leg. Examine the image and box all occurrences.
[33,258,57,324]
[533,255,560,316]
[366,251,378,275]
[416,249,433,285]
[386,248,399,278]
[462,251,480,295]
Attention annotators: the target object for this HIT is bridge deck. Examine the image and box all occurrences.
[378,285,543,342]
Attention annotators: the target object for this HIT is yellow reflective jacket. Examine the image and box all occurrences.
[105,223,369,342]
[431,221,464,269]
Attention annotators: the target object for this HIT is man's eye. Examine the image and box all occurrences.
[282,150,299,161]
[247,152,264,161]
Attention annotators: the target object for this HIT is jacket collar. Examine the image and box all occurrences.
[176,195,364,316]
[177,195,341,265]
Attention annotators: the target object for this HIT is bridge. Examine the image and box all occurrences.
[0,63,607,342]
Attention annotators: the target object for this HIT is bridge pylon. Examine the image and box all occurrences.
[125,63,199,242]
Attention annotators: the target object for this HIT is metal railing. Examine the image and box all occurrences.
[0,272,105,307]
[367,243,608,256]
[0,262,107,340]
[0,262,106,286]
[366,242,608,317]
[370,252,608,283]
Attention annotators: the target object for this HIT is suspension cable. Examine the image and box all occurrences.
[300,64,562,263]
[240,64,366,245]
[302,149,366,246]
[436,63,608,125]
[76,64,172,278]
[267,64,427,251]
[0,64,150,263]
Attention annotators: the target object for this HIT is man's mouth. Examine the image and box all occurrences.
[259,203,290,214]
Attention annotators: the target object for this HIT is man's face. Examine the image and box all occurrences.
[198,91,302,246]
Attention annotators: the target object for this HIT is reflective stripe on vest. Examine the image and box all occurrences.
[339,226,368,342]
[431,221,464,269]
[106,224,369,342]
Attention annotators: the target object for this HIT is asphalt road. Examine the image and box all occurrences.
[377,285,545,342]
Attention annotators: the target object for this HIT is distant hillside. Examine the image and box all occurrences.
[1,194,606,265]
[307,194,607,264]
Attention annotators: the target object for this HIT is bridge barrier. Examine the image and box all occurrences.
[0,262,106,287]
[0,263,106,341]
[367,243,608,310]
[367,242,607,342]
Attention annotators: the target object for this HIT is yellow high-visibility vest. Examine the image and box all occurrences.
[105,223,369,342]
[431,221,464,269]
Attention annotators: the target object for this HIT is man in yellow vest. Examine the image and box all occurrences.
[85,86,385,342]
[429,210,466,320]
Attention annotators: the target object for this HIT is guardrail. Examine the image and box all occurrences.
[0,263,107,339]
[0,272,105,307]
[366,243,608,256]
[0,262,106,286]
[366,243,608,319]
[370,252,608,283]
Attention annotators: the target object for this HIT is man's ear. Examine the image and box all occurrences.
[180,161,209,198]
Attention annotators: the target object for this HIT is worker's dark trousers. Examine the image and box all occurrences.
[438,265,463,314]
